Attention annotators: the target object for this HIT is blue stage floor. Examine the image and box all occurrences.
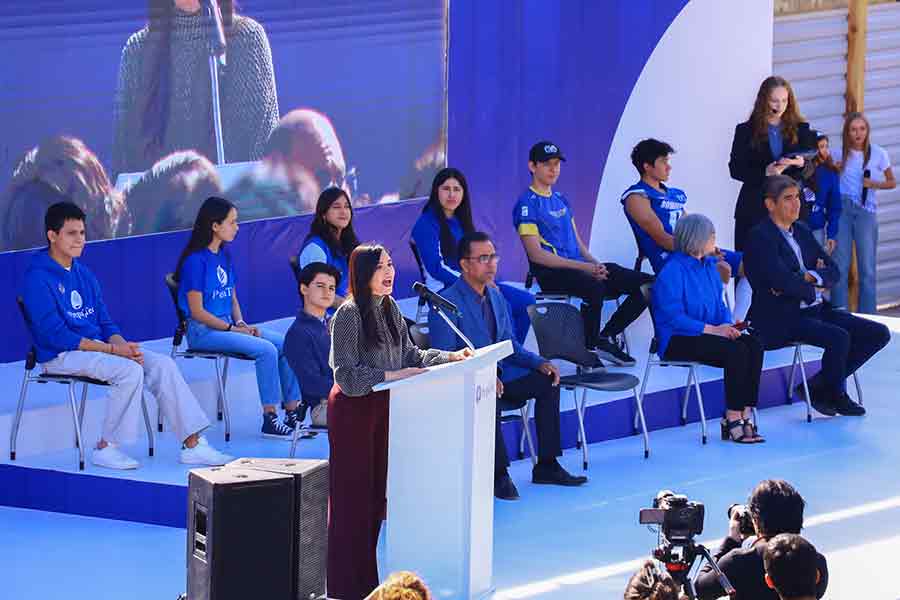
[2,330,900,600]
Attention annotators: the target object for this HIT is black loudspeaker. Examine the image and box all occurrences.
[228,458,329,600]
[187,466,295,600]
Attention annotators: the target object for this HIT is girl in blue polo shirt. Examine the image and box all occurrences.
[411,167,534,344]
[297,187,359,306]
[176,196,301,439]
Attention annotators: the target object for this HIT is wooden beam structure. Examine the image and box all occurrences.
[845,0,868,311]
[846,0,868,114]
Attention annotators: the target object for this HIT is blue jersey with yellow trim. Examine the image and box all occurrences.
[620,181,687,272]
[512,187,583,261]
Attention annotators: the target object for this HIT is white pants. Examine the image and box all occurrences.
[43,349,210,446]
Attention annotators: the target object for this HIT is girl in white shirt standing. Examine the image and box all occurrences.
[831,112,896,313]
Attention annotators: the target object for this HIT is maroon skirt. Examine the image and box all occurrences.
[326,384,389,600]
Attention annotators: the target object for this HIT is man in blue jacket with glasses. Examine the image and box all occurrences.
[429,231,586,500]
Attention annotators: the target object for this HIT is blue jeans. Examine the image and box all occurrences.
[186,321,300,408]
[832,196,878,313]
[498,283,535,345]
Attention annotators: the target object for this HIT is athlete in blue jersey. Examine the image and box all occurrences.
[411,167,534,344]
[298,187,359,305]
[513,141,651,365]
[622,139,752,321]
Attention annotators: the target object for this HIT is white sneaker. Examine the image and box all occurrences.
[180,436,234,466]
[311,400,328,428]
[92,444,140,470]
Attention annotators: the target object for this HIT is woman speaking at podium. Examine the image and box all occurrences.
[327,243,471,599]
[112,0,278,178]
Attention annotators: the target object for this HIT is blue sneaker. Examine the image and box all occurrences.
[261,411,293,439]
[283,405,307,430]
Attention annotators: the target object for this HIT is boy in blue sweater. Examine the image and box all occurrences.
[22,201,231,469]
[284,262,341,429]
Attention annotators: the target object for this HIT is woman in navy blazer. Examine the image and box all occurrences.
[652,214,764,443]
[730,76,816,251]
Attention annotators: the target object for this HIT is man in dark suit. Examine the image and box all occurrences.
[744,175,890,416]
[429,231,586,500]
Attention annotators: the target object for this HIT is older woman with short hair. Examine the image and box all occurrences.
[651,214,764,443]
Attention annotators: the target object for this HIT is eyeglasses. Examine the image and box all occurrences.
[463,254,500,265]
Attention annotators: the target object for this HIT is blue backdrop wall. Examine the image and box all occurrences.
[1,1,689,363]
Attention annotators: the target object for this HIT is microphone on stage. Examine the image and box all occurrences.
[202,0,227,67]
[412,282,460,316]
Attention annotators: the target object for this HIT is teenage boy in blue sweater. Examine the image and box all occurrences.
[284,262,341,428]
[22,201,231,470]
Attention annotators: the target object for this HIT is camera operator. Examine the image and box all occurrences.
[624,560,686,600]
[694,480,828,600]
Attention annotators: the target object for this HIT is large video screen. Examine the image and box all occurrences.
[0,0,447,251]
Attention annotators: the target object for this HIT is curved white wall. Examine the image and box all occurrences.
[589,0,774,264]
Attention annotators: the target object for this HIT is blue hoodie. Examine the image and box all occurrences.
[804,165,842,240]
[22,251,121,363]
[651,252,732,356]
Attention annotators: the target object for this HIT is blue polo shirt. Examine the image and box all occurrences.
[621,181,687,273]
[177,248,237,321]
[512,187,583,260]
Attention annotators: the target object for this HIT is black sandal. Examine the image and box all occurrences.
[743,420,765,443]
[720,418,756,444]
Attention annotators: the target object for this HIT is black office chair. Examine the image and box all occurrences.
[528,302,647,464]
[524,268,631,356]
[163,273,253,442]
[11,297,154,470]
[289,255,302,286]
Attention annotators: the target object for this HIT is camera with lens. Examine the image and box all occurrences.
[727,503,755,537]
[639,490,734,599]
[639,490,705,541]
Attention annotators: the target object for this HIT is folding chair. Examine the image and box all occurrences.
[783,342,863,423]
[408,240,430,323]
[163,273,253,442]
[636,283,713,445]
[11,297,154,470]
[528,303,648,464]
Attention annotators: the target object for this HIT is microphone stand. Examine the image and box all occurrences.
[204,1,226,165]
[428,301,476,352]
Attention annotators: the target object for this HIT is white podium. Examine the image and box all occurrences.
[373,340,513,600]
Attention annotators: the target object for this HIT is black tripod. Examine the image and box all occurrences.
[656,539,736,599]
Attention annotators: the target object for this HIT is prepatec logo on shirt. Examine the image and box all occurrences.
[70,290,83,310]
[216,265,228,287]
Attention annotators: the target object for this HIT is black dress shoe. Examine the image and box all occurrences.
[532,462,588,486]
[494,472,520,500]
[806,385,837,417]
[833,392,866,416]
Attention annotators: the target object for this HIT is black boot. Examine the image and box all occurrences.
[494,471,520,500]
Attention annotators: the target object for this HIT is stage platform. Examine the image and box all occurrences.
[1,315,898,599]
[0,309,894,527]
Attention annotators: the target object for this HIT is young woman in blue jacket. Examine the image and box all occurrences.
[410,167,534,343]
[651,214,764,443]
[297,187,360,307]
